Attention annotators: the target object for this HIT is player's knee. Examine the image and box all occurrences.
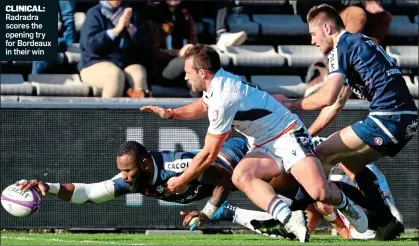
[232,170,252,192]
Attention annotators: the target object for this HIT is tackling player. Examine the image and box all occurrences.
[141,44,368,242]
[275,4,416,240]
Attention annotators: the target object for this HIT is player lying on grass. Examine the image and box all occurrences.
[16,137,298,239]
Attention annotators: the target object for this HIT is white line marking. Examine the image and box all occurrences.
[1,236,146,245]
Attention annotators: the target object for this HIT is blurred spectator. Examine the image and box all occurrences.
[299,0,392,45]
[32,0,76,74]
[78,0,152,98]
[148,0,198,96]
[214,2,247,51]
[339,0,392,45]
[361,0,393,45]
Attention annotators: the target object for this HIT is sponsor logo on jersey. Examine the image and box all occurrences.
[328,48,339,72]
[185,185,202,200]
[164,159,192,173]
[351,84,365,99]
[373,137,383,146]
[406,120,417,139]
[156,185,164,193]
[210,110,219,121]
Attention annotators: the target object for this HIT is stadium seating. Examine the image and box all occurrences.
[403,76,418,98]
[209,45,231,66]
[278,45,323,67]
[250,75,306,97]
[388,16,418,37]
[227,14,259,35]
[1,74,24,84]
[58,12,85,33]
[386,46,418,68]
[225,45,285,67]
[393,1,419,15]
[252,15,308,36]
[65,43,81,65]
[2,1,418,99]
[0,74,33,96]
[28,74,90,97]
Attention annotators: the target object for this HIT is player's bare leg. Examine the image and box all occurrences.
[232,151,309,242]
[290,156,368,233]
[316,126,383,173]
[316,126,404,240]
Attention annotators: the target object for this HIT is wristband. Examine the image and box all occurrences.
[45,183,60,195]
[201,202,219,219]
[323,212,337,222]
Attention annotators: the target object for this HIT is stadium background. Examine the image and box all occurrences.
[0,99,417,230]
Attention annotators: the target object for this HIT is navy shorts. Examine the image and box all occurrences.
[217,137,249,169]
[351,113,417,157]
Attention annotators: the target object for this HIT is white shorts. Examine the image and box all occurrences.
[250,123,315,174]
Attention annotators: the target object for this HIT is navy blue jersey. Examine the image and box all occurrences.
[328,32,417,112]
[112,137,249,204]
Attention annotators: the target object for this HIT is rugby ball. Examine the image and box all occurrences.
[1,184,41,217]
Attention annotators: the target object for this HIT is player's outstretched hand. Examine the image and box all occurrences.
[272,94,292,109]
[15,179,49,196]
[180,211,209,230]
[140,105,172,119]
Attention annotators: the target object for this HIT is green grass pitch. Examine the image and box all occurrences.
[1,232,417,245]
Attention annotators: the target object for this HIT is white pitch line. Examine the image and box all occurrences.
[1,236,146,245]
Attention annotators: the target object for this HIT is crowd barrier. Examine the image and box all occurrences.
[1,97,417,229]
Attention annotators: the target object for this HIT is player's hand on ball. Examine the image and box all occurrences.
[140,106,172,119]
[15,179,49,196]
[180,211,209,230]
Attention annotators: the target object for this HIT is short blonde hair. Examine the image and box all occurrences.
[307,4,345,29]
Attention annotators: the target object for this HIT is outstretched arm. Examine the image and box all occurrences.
[308,85,352,136]
[17,179,116,204]
[290,75,346,110]
[140,98,208,120]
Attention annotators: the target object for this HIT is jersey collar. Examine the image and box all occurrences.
[208,68,224,91]
[336,30,347,46]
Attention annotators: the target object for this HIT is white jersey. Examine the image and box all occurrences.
[203,69,300,146]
